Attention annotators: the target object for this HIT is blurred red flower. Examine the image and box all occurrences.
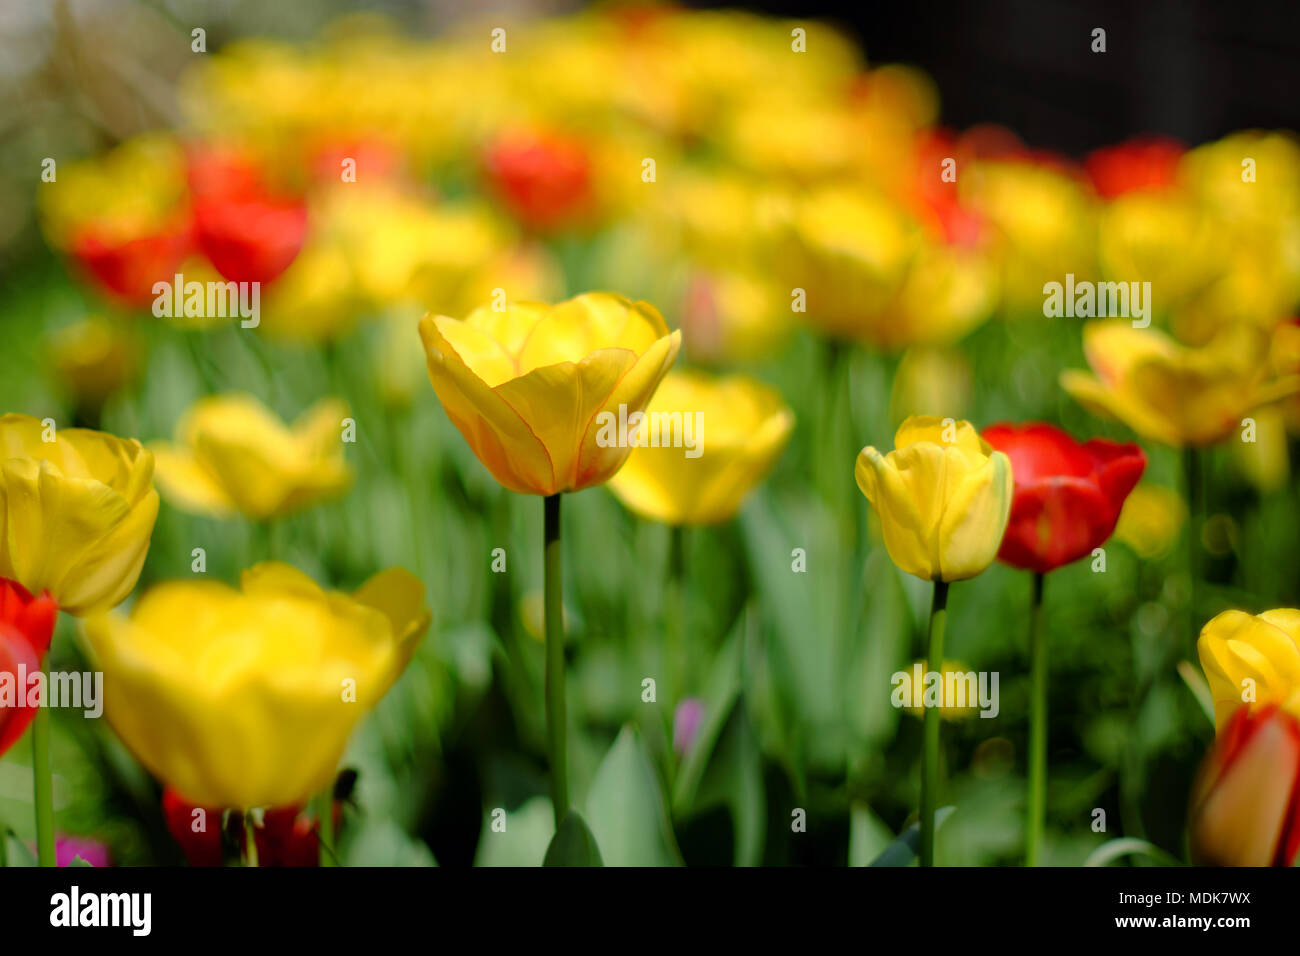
[0,578,58,757]
[982,422,1145,573]
[188,147,309,285]
[69,225,194,307]
[483,129,593,231]
[1085,136,1185,199]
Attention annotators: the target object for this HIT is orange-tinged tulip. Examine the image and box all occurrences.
[418,292,680,495]
[1189,704,1300,867]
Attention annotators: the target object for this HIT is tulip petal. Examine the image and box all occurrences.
[495,349,636,494]
[938,448,1012,581]
[419,313,554,494]
[150,444,237,517]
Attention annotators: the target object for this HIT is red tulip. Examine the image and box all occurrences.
[187,147,309,286]
[1085,137,1185,199]
[69,224,194,307]
[0,578,58,757]
[1189,704,1300,867]
[982,423,1145,573]
[162,787,328,867]
[483,129,593,232]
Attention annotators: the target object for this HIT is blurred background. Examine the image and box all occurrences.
[0,0,1298,866]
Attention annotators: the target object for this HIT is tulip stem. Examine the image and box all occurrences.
[32,654,55,867]
[1183,446,1203,657]
[317,792,335,868]
[243,814,259,867]
[920,580,949,868]
[543,493,569,828]
[1026,571,1047,867]
[667,524,687,706]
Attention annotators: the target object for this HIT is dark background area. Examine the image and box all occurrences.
[704,0,1300,155]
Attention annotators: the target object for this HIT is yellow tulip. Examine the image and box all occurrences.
[1096,190,1225,314]
[150,393,353,520]
[780,185,993,349]
[855,416,1012,582]
[0,414,158,615]
[84,562,430,809]
[1060,320,1300,447]
[607,370,794,525]
[1198,608,1300,732]
[418,292,681,495]
[963,159,1097,316]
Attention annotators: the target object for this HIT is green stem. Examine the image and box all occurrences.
[1026,571,1047,867]
[666,524,686,706]
[33,654,55,867]
[544,493,569,828]
[317,792,335,868]
[920,579,949,868]
[243,813,259,868]
[1184,446,1202,657]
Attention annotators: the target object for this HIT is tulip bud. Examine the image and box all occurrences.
[1189,705,1300,867]
[55,835,112,868]
[673,698,705,755]
[855,416,1012,582]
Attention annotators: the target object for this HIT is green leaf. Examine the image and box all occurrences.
[868,806,956,866]
[684,696,766,866]
[672,625,742,815]
[1084,837,1183,867]
[1176,660,1215,727]
[848,802,893,866]
[586,726,682,866]
[342,819,437,866]
[2,829,37,867]
[543,810,604,867]
[474,796,555,867]
[67,855,93,867]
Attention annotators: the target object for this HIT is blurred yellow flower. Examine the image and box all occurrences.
[1198,608,1300,731]
[84,561,430,808]
[1097,190,1225,315]
[1112,483,1186,559]
[1060,320,1300,447]
[782,185,993,349]
[150,394,352,520]
[781,185,915,343]
[0,414,158,615]
[964,160,1097,315]
[889,346,973,425]
[855,416,1012,582]
[39,134,189,250]
[608,370,794,525]
[46,318,141,410]
[679,268,791,364]
[418,292,680,495]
